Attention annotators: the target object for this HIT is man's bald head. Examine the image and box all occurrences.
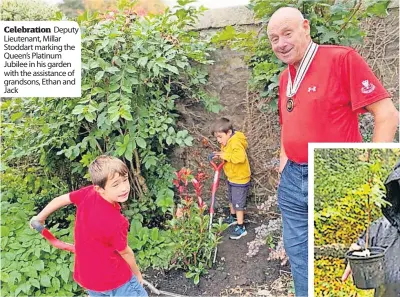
[268,7,305,33]
[266,7,311,67]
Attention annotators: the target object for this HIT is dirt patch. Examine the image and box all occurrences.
[144,204,292,297]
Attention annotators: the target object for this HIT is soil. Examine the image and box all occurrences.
[144,204,293,297]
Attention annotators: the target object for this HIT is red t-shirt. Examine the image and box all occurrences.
[70,185,132,291]
[278,45,390,163]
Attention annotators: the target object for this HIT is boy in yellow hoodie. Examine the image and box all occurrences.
[211,118,251,239]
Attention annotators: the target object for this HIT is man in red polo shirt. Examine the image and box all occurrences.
[267,7,398,297]
[31,156,148,296]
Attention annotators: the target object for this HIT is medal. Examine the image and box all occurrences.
[286,42,319,112]
[286,98,294,112]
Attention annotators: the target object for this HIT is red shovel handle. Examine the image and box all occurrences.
[210,160,224,171]
[208,153,224,171]
[31,219,75,253]
[209,159,224,215]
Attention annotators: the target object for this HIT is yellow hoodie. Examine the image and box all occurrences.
[220,131,251,184]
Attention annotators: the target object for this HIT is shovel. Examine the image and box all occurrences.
[207,153,224,263]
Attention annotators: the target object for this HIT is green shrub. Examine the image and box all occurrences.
[0,200,81,296]
[314,148,399,296]
[1,1,220,224]
[314,258,373,297]
[168,199,227,284]
[0,0,58,21]
[128,222,176,270]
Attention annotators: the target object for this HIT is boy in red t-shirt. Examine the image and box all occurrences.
[30,155,148,296]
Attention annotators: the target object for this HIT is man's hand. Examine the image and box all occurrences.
[342,243,362,282]
[279,156,288,174]
[279,136,288,174]
[29,216,45,229]
[278,161,286,174]
[118,246,144,285]
[135,271,144,285]
[30,194,71,229]
[342,263,352,282]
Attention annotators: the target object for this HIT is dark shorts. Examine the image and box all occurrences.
[227,182,250,211]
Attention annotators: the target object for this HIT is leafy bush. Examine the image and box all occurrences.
[0,200,80,296]
[1,167,73,228]
[1,1,224,294]
[169,199,227,284]
[314,258,373,297]
[1,166,79,296]
[314,148,399,296]
[314,149,399,212]
[314,149,399,246]
[314,176,385,246]
[0,0,59,21]
[125,166,227,284]
[1,1,220,222]
[128,222,176,270]
[169,167,227,284]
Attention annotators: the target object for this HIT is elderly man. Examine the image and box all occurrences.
[266,7,399,297]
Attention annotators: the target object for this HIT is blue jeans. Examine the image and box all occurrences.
[277,160,308,297]
[87,276,148,297]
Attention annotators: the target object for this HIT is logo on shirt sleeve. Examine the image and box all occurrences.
[361,80,375,94]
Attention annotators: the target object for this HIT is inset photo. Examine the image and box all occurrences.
[313,147,400,297]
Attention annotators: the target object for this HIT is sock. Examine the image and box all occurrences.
[238,224,244,229]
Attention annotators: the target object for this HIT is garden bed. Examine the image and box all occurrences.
[145,207,292,297]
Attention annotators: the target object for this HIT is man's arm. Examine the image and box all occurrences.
[118,246,143,284]
[31,194,72,225]
[365,98,399,142]
[341,243,362,282]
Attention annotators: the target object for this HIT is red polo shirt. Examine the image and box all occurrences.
[70,185,132,291]
[278,45,390,163]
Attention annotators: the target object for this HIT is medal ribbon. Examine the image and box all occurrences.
[286,41,319,98]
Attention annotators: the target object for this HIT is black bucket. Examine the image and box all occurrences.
[345,247,385,289]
